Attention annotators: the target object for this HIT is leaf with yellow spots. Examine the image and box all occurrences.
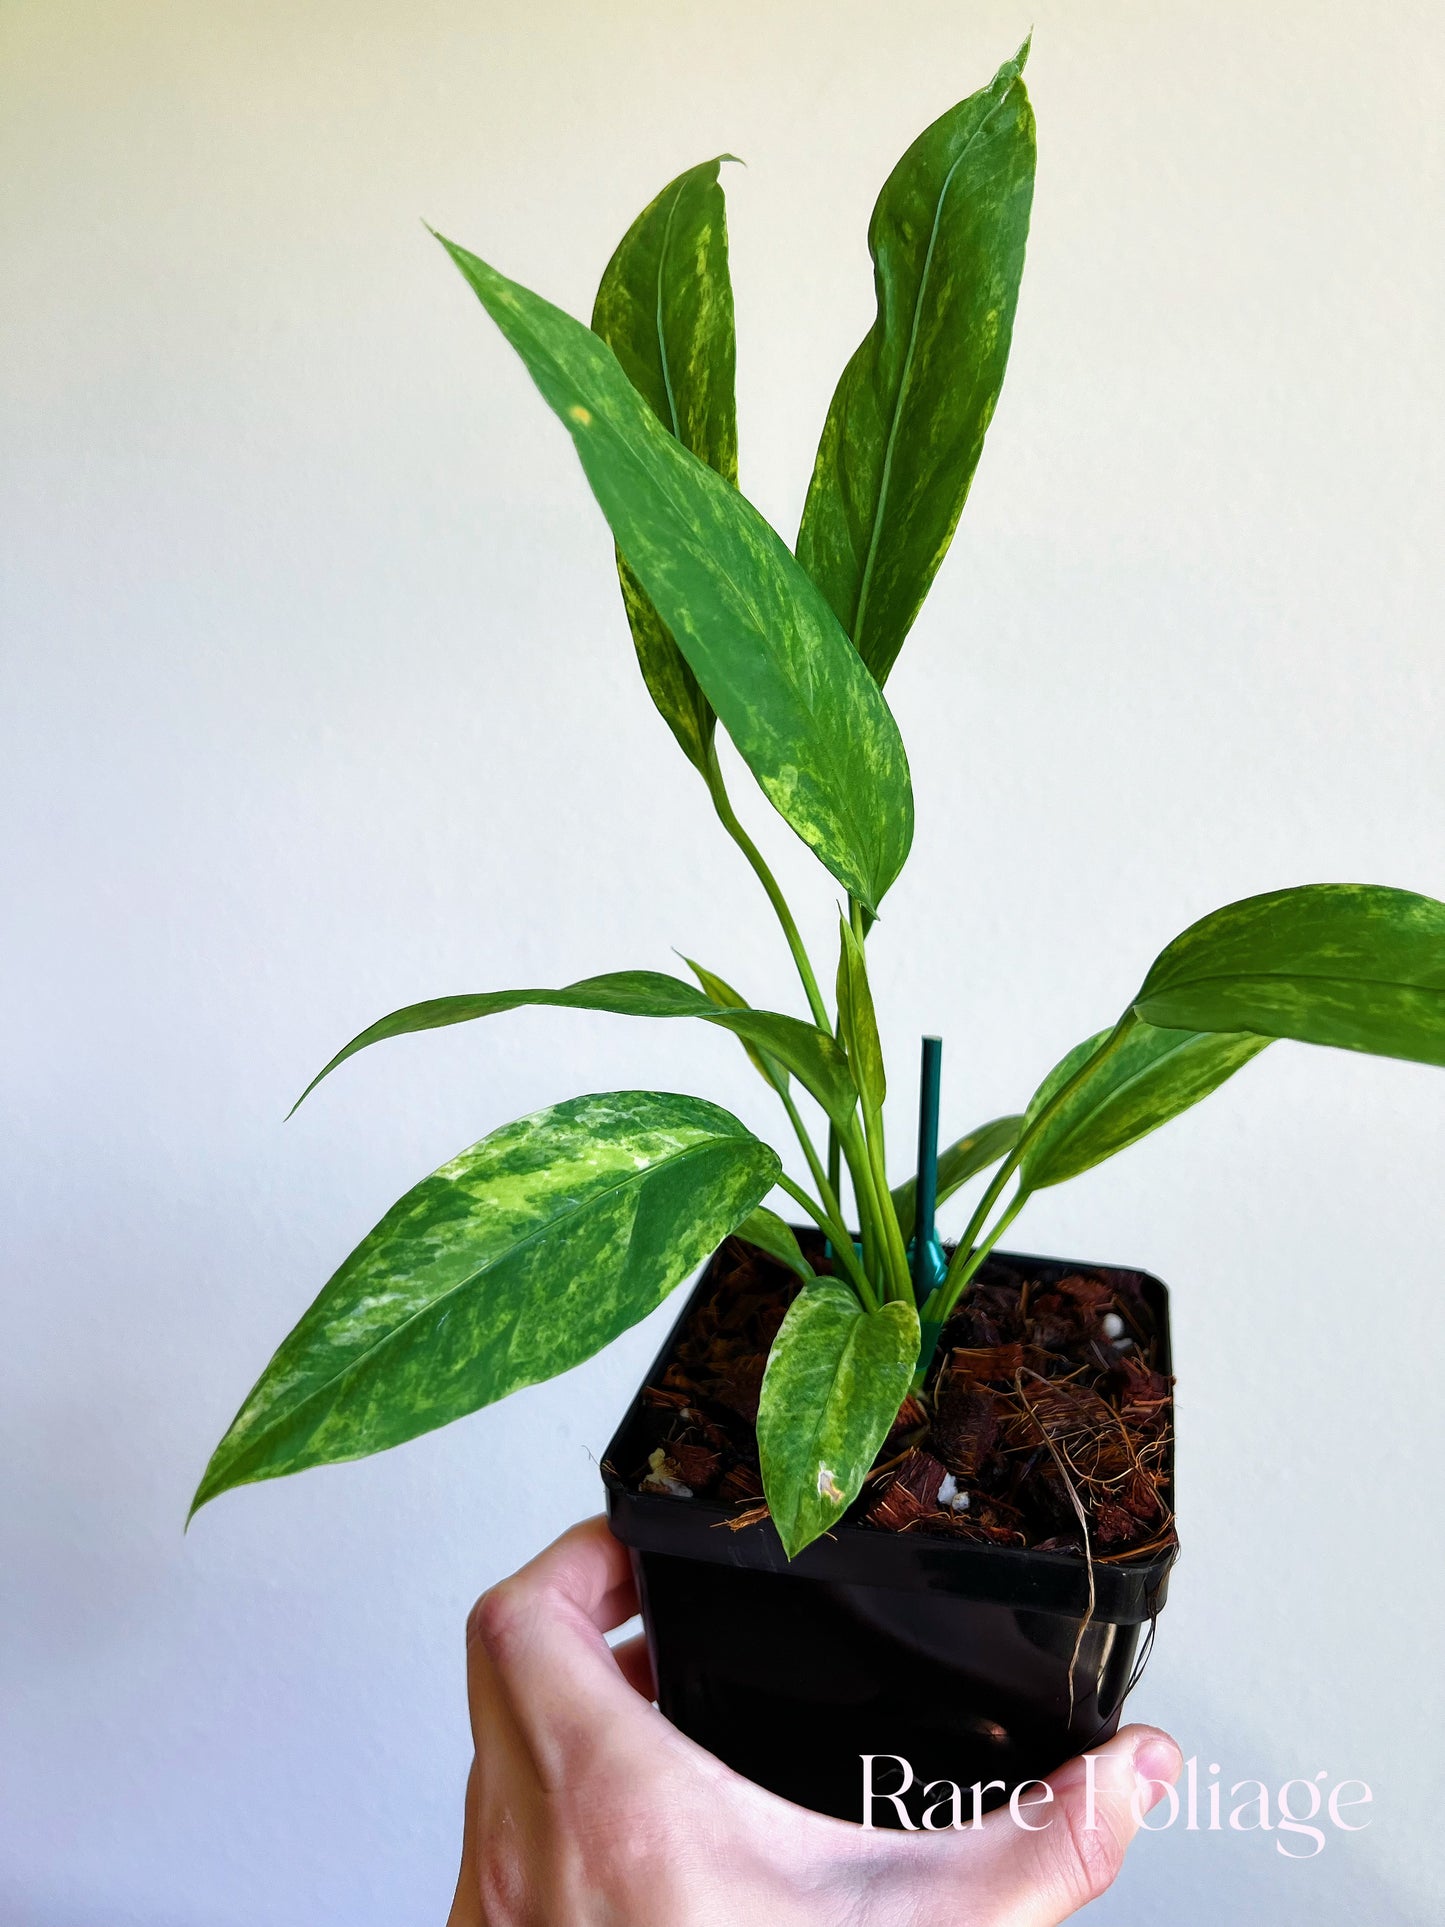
[797,43,1035,686]
[757,1277,918,1559]
[191,1092,779,1516]
[435,232,913,914]
[1131,883,1445,1064]
[592,157,738,773]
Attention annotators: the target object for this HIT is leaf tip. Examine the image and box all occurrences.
[285,1069,326,1120]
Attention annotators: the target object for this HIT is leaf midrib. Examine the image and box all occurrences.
[849,73,1021,657]
[1143,969,1445,1001]
[653,180,685,440]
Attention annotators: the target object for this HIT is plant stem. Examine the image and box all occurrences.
[842,1118,910,1304]
[836,1121,880,1290]
[865,1112,911,1302]
[776,1082,847,1228]
[704,747,831,1033]
[775,1173,878,1311]
[836,892,912,1304]
[917,1187,1032,1387]
[942,1152,1019,1301]
[948,1189,1026,1300]
[912,1189,1027,1388]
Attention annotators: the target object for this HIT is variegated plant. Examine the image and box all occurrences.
[195,45,1445,1558]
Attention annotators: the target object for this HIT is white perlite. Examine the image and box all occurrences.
[641,1446,692,1499]
[936,1472,971,1513]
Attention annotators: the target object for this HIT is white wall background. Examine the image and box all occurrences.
[4,3,1442,1921]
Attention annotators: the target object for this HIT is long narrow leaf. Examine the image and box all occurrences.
[835,916,885,1111]
[437,234,914,911]
[891,1112,1022,1242]
[732,1206,814,1281]
[192,1092,778,1515]
[290,970,857,1127]
[1018,1017,1270,1194]
[797,44,1035,684]
[683,954,788,1093]
[592,157,738,770]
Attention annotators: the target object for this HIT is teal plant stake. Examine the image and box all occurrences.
[911,1036,948,1357]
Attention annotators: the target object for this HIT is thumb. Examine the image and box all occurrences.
[981,1723,1182,1925]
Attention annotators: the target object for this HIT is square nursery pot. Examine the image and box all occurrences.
[602,1239,1176,1825]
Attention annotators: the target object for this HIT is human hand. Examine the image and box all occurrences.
[447,1516,1180,1926]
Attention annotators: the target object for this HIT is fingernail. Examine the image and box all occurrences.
[1132,1738,1181,1811]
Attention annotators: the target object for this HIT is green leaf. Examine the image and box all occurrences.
[592,157,739,771]
[683,954,788,1093]
[1011,883,1445,1200]
[1131,884,1445,1066]
[757,1279,919,1558]
[592,156,740,480]
[290,970,857,1128]
[891,1112,1022,1242]
[1019,1016,1270,1194]
[192,1092,777,1515]
[835,916,885,1111]
[436,233,914,912]
[796,43,1035,684]
[732,1206,814,1281]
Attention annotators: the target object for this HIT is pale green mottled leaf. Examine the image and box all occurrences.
[732,1206,814,1281]
[592,157,739,771]
[1132,884,1445,1066]
[1019,1016,1269,1194]
[193,1092,777,1515]
[835,916,885,1111]
[683,954,788,1093]
[758,1279,919,1559]
[891,1112,1022,1243]
[797,43,1035,684]
[290,970,856,1128]
[436,234,914,912]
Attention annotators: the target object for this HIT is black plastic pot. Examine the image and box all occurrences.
[602,1244,1176,1824]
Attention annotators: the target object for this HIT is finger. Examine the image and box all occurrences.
[973,1722,1183,1925]
[609,1629,656,1700]
[445,1761,482,1927]
[467,1515,637,1647]
[468,1515,663,1784]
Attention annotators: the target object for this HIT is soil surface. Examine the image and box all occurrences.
[624,1232,1177,1563]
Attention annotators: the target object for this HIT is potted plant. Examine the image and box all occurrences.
[192,43,1444,1822]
